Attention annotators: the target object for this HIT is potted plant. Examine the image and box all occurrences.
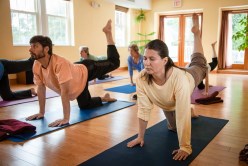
[131,9,155,54]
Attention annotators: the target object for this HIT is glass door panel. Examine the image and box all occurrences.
[227,13,246,68]
[162,14,202,67]
[184,16,194,63]
[164,17,179,63]
[183,16,202,64]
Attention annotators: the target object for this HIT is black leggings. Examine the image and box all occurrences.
[74,45,120,109]
[209,57,218,71]
[0,58,34,101]
[197,57,218,89]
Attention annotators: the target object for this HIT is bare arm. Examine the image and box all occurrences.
[204,71,209,95]
[127,118,148,147]
[48,81,71,127]
[130,76,135,86]
[38,84,46,114]
[211,41,217,58]
[203,41,217,96]
[26,84,46,120]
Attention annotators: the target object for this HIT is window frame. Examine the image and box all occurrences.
[115,5,129,47]
[159,13,203,67]
[219,9,248,70]
[10,0,74,46]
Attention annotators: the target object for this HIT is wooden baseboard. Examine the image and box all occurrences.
[217,69,248,75]
[112,67,128,72]
[117,67,128,71]
[9,79,17,85]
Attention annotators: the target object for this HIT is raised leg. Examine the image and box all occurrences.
[209,41,218,71]
[103,20,115,45]
[192,14,204,55]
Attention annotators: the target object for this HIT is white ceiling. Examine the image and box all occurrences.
[104,0,151,10]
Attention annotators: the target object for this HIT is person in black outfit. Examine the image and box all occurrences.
[197,41,218,90]
[78,46,112,81]
[0,58,36,101]
[26,19,119,127]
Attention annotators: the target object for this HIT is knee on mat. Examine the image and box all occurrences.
[1,95,14,101]
[78,103,90,109]
[98,74,110,80]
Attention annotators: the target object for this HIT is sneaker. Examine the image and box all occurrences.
[239,144,248,163]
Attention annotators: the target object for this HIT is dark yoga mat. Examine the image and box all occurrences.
[89,76,128,84]
[191,86,225,104]
[7,100,135,142]
[0,89,59,107]
[105,84,136,94]
[79,116,228,166]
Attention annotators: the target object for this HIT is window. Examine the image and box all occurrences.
[115,6,128,47]
[219,9,248,69]
[10,0,73,46]
[229,13,247,65]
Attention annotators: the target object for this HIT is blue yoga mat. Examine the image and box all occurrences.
[8,100,135,142]
[105,84,136,94]
[89,76,128,84]
[79,116,228,166]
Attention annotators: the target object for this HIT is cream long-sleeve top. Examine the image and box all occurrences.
[136,67,195,154]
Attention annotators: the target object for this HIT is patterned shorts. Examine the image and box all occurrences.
[185,52,208,87]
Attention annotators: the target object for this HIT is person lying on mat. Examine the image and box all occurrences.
[78,46,112,80]
[0,58,37,101]
[127,13,208,161]
[26,20,119,127]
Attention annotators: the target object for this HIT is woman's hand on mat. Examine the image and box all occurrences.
[201,91,209,96]
[127,137,144,147]
[130,82,136,86]
[48,119,69,127]
[26,113,44,121]
[172,149,189,160]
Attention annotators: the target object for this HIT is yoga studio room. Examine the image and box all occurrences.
[1,0,248,165]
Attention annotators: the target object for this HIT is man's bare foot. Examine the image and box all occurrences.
[191,107,199,118]
[31,88,37,96]
[109,73,113,78]
[191,13,200,34]
[101,93,117,102]
[103,19,112,33]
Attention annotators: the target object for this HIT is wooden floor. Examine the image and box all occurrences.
[0,70,248,166]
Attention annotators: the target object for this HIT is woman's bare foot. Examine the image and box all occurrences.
[31,88,37,96]
[191,107,199,118]
[101,93,117,102]
[211,41,217,47]
[103,19,112,34]
[102,19,115,45]
[191,13,200,34]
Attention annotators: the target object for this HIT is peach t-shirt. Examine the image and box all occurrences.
[33,54,88,100]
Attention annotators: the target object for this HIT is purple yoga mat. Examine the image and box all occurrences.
[89,76,128,85]
[191,86,225,104]
[0,90,59,107]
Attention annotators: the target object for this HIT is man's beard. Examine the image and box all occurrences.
[31,53,45,60]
